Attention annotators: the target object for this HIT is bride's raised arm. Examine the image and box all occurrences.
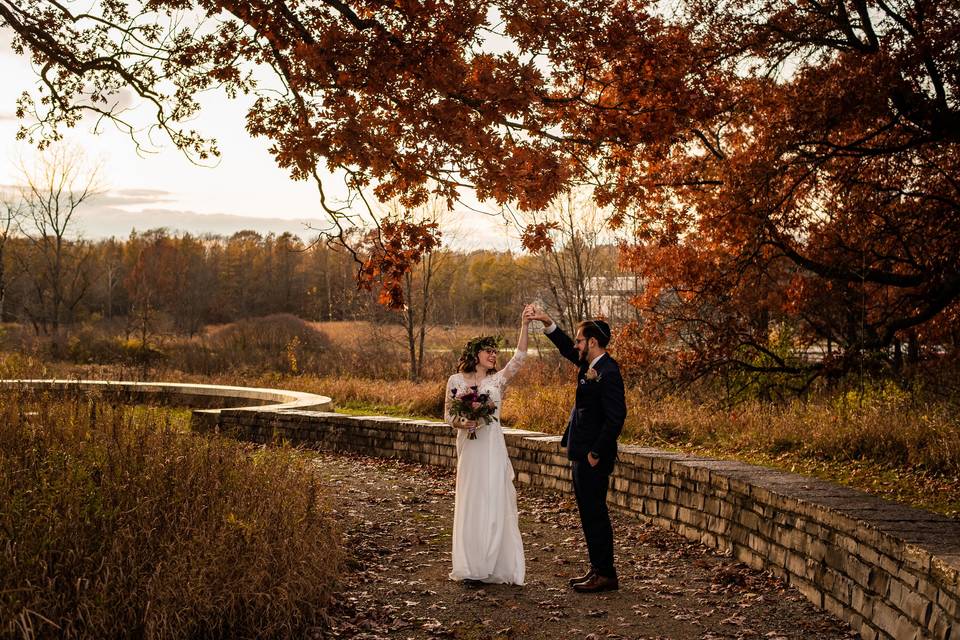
[498,307,532,384]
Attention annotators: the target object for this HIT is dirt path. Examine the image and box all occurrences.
[314,452,856,640]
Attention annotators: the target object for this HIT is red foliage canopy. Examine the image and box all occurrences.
[3,0,958,379]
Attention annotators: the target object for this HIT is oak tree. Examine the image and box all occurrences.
[4,0,958,382]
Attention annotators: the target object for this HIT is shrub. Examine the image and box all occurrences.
[172,314,332,375]
[0,390,343,639]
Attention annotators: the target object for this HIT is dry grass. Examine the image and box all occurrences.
[623,387,960,475]
[3,317,516,382]
[260,360,960,516]
[5,318,960,516]
[310,321,511,350]
[0,389,343,640]
[173,351,960,494]
[253,373,448,418]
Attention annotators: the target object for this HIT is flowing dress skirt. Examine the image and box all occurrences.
[449,419,525,585]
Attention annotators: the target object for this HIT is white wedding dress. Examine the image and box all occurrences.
[445,349,526,585]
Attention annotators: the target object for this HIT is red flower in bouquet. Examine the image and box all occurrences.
[449,388,497,439]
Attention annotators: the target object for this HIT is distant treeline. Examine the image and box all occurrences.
[0,228,617,334]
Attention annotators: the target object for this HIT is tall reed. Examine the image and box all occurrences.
[0,390,343,640]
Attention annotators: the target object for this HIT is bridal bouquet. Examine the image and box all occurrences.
[449,389,497,439]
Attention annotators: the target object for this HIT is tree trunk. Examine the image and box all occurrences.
[0,241,5,323]
[404,271,418,381]
[416,253,434,380]
[907,331,920,365]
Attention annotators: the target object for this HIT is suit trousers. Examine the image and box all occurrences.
[571,460,616,579]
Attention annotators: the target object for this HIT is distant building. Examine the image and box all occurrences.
[586,275,644,325]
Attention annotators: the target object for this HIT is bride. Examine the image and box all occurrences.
[444,307,533,585]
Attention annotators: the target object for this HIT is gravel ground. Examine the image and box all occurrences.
[313,452,857,640]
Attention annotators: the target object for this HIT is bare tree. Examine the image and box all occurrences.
[15,145,102,333]
[98,237,124,319]
[393,197,449,381]
[523,188,615,331]
[0,189,22,322]
[0,189,23,322]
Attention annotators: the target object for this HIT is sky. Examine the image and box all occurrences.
[0,29,520,250]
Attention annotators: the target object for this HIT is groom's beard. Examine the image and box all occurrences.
[577,349,588,364]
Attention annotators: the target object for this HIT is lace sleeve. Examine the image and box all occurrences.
[497,349,528,387]
[444,374,458,424]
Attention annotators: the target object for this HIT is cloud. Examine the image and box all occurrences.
[6,182,520,250]
[93,188,177,208]
[72,203,330,240]
[69,201,520,251]
[116,188,175,197]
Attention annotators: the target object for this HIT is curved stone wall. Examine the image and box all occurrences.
[218,408,960,640]
[0,379,333,431]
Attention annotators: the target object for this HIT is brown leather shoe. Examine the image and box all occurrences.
[568,569,595,587]
[572,574,619,593]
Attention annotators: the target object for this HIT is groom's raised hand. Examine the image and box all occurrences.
[527,306,552,325]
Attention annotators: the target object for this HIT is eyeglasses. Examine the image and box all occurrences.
[481,348,499,355]
[575,337,587,344]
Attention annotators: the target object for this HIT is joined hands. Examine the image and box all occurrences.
[523,304,552,326]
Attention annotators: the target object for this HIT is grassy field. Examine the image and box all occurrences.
[3,317,959,518]
[0,389,343,639]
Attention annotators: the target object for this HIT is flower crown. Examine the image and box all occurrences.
[460,335,504,361]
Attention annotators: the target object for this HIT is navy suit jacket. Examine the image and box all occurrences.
[546,325,627,473]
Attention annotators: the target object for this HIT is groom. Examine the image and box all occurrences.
[528,307,627,593]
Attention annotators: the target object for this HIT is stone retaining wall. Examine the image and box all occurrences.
[0,380,333,431]
[220,408,960,640]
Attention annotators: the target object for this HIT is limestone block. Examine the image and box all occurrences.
[872,599,914,639]
[645,485,666,501]
[937,588,960,619]
[717,500,735,521]
[677,489,706,511]
[927,603,954,640]
[748,532,770,557]
[697,530,716,548]
[790,574,824,609]
[734,544,766,571]
[824,592,849,620]
[706,515,731,537]
[786,550,812,580]
[857,620,881,640]
[852,583,878,620]
[932,556,960,596]
[737,507,765,535]
[886,577,932,627]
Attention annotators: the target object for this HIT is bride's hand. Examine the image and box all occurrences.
[453,417,478,429]
[522,305,535,325]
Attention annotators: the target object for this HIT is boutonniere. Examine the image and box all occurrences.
[584,367,601,382]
